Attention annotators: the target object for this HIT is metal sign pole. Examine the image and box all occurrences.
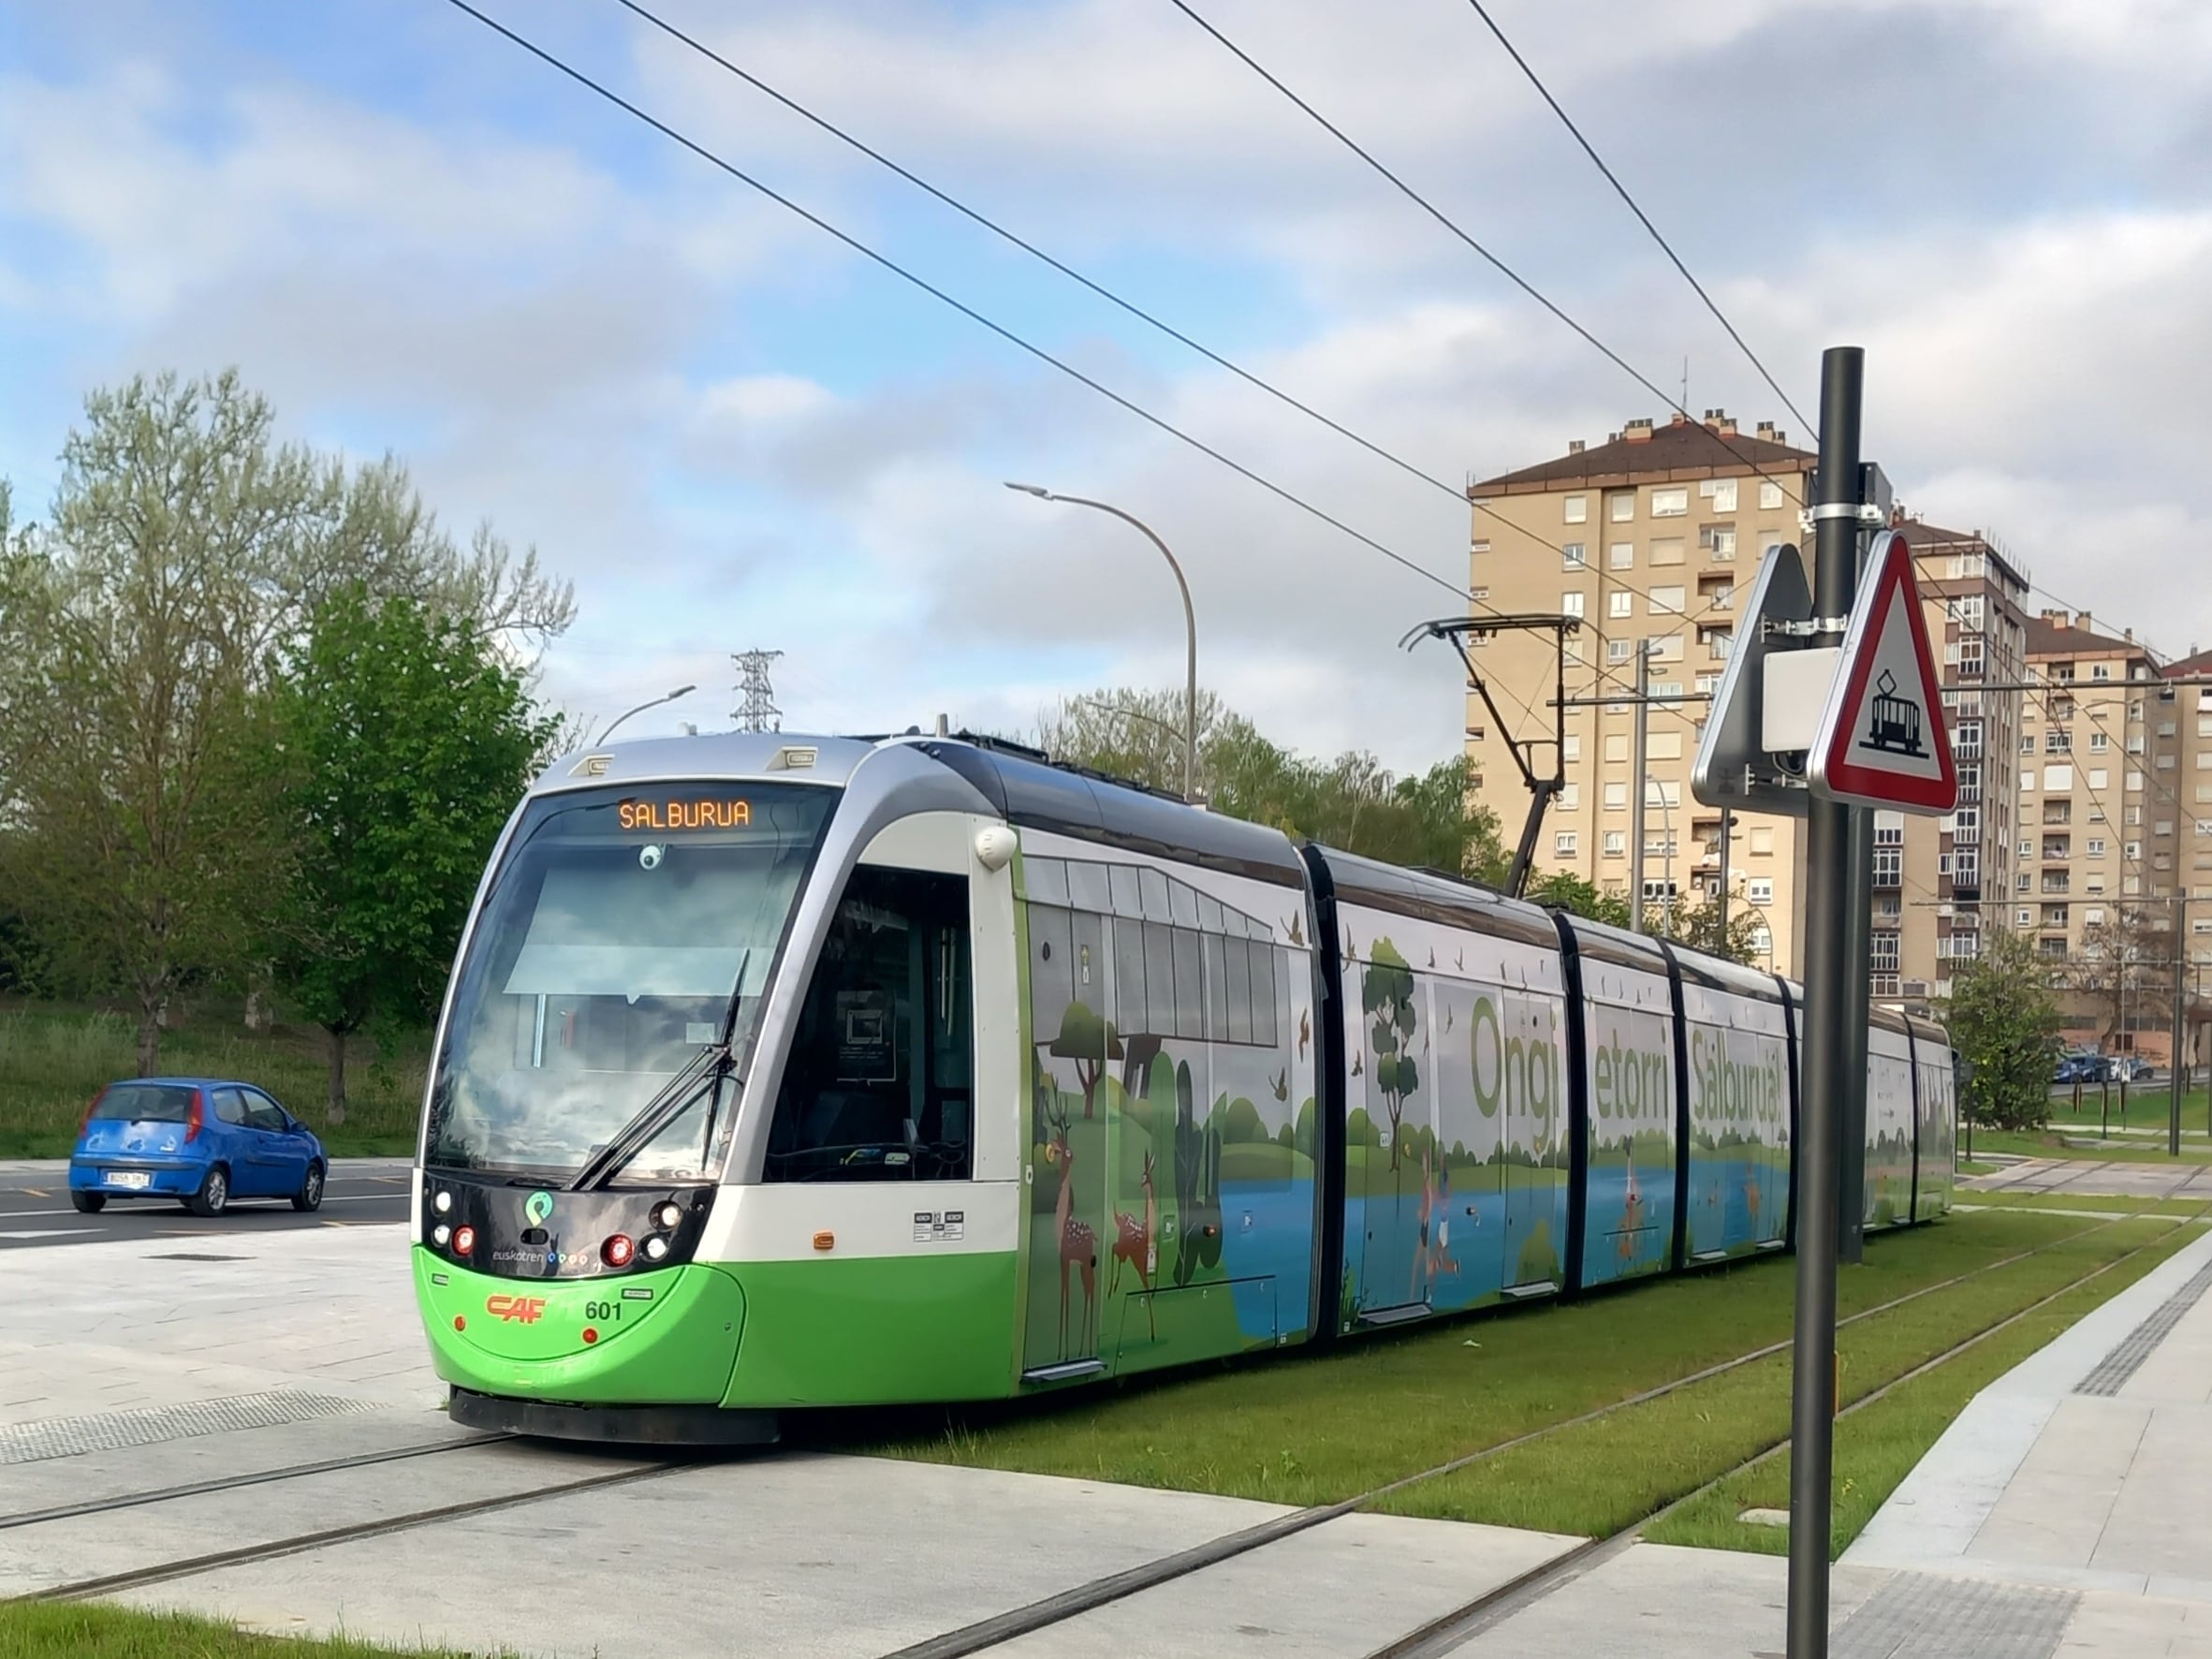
[1787,345,1867,1659]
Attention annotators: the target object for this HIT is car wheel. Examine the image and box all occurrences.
[188,1166,230,1218]
[293,1161,325,1212]
[71,1190,107,1214]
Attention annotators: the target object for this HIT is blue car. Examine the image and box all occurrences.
[69,1078,326,1218]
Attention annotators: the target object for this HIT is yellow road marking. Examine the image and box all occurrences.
[22,1188,48,1198]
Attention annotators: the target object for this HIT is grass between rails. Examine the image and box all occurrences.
[0,1002,426,1158]
[879,1211,2130,1512]
[0,1605,504,1658]
[1647,1226,2195,1557]
[1373,1214,2194,1537]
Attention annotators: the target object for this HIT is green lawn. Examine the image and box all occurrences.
[1648,1237,2187,1556]
[878,1211,2151,1518]
[0,1001,427,1158]
[2044,1083,2212,1136]
[0,1605,498,1659]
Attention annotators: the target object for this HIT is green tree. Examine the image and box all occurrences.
[1361,939,1419,1168]
[1943,929,2062,1132]
[271,585,559,1123]
[0,372,573,1073]
[1647,890,1766,965]
[1047,1001,1123,1119]
[1524,872,1633,929]
[1039,688,1505,879]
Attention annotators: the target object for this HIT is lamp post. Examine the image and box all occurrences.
[1646,777,1677,934]
[1007,483,1196,801]
[600,683,697,743]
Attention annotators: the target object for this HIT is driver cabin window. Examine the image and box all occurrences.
[767,865,974,1182]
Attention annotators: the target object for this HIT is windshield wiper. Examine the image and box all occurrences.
[569,956,752,1192]
[569,1043,733,1192]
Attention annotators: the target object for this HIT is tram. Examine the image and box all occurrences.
[411,731,1956,1443]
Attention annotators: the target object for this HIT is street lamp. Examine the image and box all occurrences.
[1006,482,1197,802]
[599,683,697,743]
[1645,777,1677,934]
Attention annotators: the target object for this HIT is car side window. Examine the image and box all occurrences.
[242,1090,288,1133]
[211,1088,249,1126]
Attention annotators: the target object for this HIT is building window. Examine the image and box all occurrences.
[1956,638,1984,676]
[1954,595,1985,630]
[2089,730,2109,752]
[1604,734,1629,763]
[1560,784,1580,809]
[1749,826,1775,855]
[1610,591,1633,618]
[2021,735,2038,755]
[1608,639,1633,665]
[1603,830,1625,857]
[2015,907,2034,927]
[2044,728,2071,754]
[1609,542,1635,570]
[1648,634,1685,663]
[1703,478,1739,512]
[1698,625,1734,658]
[1561,542,1587,569]
[1759,479,1785,510]
[2090,662,2112,682]
[1650,537,1686,566]
[1873,846,1901,888]
[1648,731,1683,761]
[2126,840,2143,859]
[1609,492,1635,522]
[1604,782,1629,810]
[1555,831,1579,856]
[2087,837,2107,857]
[1564,494,1589,524]
[1651,488,1689,517]
[1699,524,1736,560]
[1562,735,1582,761]
[1561,592,1585,617]
[1871,933,1901,976]
[1948,551,1987,579]
[1751,923,1774,955]
[2088,768,2109,790]
[1650,585,1686,614]
[1748,879,1774,905]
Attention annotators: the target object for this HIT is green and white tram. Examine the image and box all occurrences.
[412,731,1956,1442]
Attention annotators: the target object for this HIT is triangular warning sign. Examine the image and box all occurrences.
[1809,529,1957,814]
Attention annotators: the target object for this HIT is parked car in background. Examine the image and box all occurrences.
[68,1079,326,1217]
[2054,1053,2102,1085]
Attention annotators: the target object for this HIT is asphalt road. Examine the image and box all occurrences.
[0,1159,413,1250]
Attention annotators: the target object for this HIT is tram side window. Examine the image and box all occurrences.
[766,866,974,1182]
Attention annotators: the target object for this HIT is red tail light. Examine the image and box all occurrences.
[184,1091,205,1143]
[80,1091,105,1134]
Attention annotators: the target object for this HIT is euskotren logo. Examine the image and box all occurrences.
[524,1190,555,1226]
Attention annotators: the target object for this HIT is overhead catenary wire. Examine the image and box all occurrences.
[1167,0,1822,515]
[1458,0,1816,442]
[607,0,1746,659]
[440,0,1550,690]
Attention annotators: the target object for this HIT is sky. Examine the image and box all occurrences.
[3,0,2208,772]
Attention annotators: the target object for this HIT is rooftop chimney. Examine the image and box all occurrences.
[1774,431,1787,446]
[1568,439,1585,455]
[2077,611,2091,635]
[1755,421,1776,440]
[1625,418,1654,443]
[1669,410,1689,426]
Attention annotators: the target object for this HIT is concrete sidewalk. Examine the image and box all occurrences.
[11,1214,2212,1656]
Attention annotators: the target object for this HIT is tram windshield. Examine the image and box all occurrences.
[424,782,836,1182]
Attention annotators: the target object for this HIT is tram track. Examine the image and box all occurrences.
[879,1203,2209,1659]
[7,1208,2192,1634]
[0,1432,512,1534]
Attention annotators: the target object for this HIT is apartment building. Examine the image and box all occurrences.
[1880,521,2031,1010]
[1466,410,1813,973]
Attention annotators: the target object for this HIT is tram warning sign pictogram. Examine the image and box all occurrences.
[1808,529,1957,814]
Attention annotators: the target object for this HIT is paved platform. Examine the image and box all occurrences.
[1964,1157,2212,1200]
[7,1213,2212,1656]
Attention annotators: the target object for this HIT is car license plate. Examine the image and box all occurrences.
[105,1170,152,1190]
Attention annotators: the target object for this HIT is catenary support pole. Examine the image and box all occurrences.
[2175,893,2188,1156]
[1629,640,1651,932]
[1839,800,1871,1265]
[1787,345,1866,1659]
[1718,808,1733,940]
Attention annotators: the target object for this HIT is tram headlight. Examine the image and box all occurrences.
[602,1233,636,1268]
[652,1201,684,1231]
[453,1226,476,1255]
[433,1190,453,1215]
[643,1235,671,1264]
[432,1224,451,1247]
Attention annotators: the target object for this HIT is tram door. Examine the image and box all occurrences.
[1023,901,1111,1374]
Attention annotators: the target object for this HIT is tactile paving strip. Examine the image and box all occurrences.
[0,1390,381,1465]
[2075,1261,2212,1397]
[1832,1571,2077,1659]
